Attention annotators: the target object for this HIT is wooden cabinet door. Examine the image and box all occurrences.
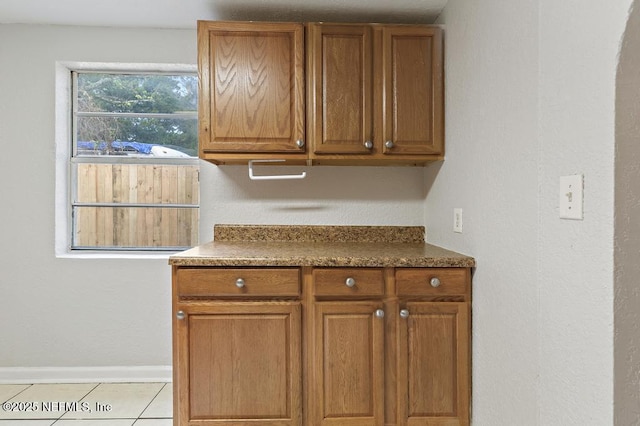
[198,21,305,154]
[313,301,385,426]
[381,26,444,156]
[175,302,302,426]
[307,24,373,155]
[397,302,470,426]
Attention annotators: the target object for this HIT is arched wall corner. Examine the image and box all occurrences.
[614,0,640,423]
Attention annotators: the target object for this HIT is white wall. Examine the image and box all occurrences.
[430,0,540,423]
[199,164,425,236]
[538,1,630,424]
[4,6,637,422]
[431,0,633,425]
[0,24,425,377]
[614,1,640,423]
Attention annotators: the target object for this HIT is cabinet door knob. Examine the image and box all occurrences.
[236,278,245,288]
[385,140,394,149]
[364,140,373,149]
[176,311,185,320]
[430,277,441,288]
[400,309,409,319]
[345,277,356,288]
[296,139,305,148]
[375,309,385,318]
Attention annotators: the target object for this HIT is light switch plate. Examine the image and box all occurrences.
[453,208,463,233]
[559,174,583,220]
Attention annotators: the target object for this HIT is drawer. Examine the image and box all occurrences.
[177,268,301,297]
[314,268,384,297]
[396,268,469,296]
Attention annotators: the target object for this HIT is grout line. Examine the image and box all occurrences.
[56,382,101,421]
[1,382,172,423]
[0,383,33,403]
[137,382,168,419]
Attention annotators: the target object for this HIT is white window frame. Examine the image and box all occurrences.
[55,62,199,258]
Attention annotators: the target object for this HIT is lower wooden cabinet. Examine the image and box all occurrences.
[174,302,302,425]
[397,302,470,426]
[173,266,470,426]
[313,302,385,426]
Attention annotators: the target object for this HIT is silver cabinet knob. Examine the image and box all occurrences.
[400,309,409,319]
[235,278,245,288]
[385,140,394,149]
[375,309,385,318]
[176,311,185,320]
[296,139,305,148]
[345,277,356,288]
[364,140,373,149]
[430,277,441,288]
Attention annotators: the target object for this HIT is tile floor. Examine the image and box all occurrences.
[0,382,172,425]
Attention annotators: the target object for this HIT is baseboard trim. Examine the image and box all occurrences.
[0,366,172,384]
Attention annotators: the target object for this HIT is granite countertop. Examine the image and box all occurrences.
[169,225,475,268]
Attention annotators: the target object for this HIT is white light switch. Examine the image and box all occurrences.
[453,208,463,233]
[559,175,583,220]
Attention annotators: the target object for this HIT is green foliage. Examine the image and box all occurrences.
[76,73,198,154]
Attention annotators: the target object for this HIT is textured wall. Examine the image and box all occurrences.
[538,0,630,424]
[430,0,540,423]
[199,164,425,238]
[614,1,640,423]
[0,0,448,28]
[0,25,197,371]
[0,24,425,371]
[433,0,633,424]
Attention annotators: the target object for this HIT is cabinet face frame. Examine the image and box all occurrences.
[173,264,471,426]
[198,21,306,158]
[197,20,445,166]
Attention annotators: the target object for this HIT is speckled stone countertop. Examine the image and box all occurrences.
[169,225,475,268]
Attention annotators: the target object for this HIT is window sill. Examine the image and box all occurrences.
[55,250,184,260]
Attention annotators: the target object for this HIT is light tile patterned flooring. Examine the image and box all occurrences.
[0,383,172,425]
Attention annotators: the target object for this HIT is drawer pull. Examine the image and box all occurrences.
[430,277,441,288]
[400,309,409,319]
[235,278,245,288]
[375,309,385,318]
[345,277,356,288]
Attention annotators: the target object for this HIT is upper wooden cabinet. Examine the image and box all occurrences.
[198,21,307,163]
[381,26,444,158]
[198,21,444,166]
[308,23,444,165]
[306,24,374,157]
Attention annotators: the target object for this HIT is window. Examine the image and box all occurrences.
[69,70,199,251]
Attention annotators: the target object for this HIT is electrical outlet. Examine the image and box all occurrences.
[559,174,584,220]
[453,208,463,233]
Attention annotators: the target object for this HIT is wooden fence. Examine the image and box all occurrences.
[74,163,199,249]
